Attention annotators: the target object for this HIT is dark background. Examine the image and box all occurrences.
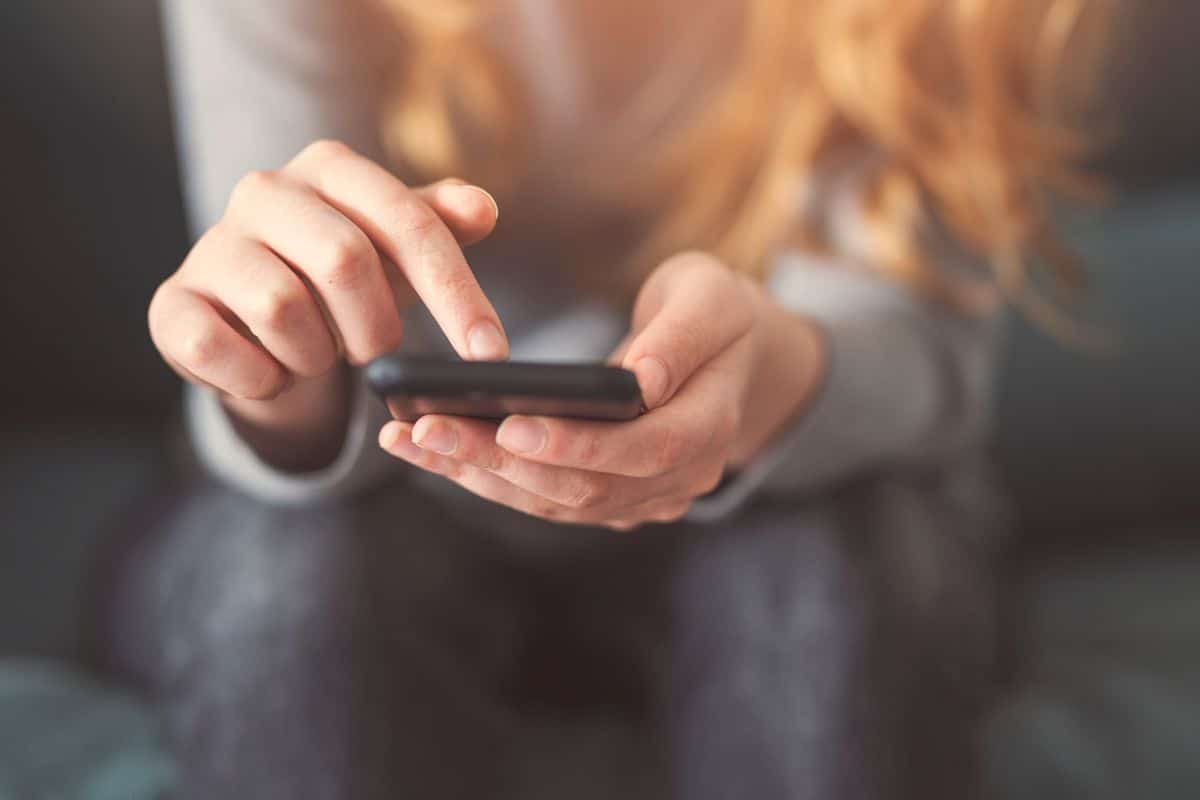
[1,0,189,657]
[1,0,186,428]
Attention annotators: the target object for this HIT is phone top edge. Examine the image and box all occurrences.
[364,355,642,402]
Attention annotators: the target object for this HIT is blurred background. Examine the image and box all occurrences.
[1,1,185,661]
[0,1,1198,798]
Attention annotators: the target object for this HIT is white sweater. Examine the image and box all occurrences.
[162,0,999,522]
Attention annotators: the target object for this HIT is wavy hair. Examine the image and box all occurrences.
[374,0,1113,314]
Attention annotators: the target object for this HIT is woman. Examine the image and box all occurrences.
[107,0,1111,797]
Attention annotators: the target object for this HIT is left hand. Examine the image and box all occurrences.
[379,252,805,530]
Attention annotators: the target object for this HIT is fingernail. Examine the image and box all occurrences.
[633,357,670,409]
[497,418,547,455]
[413,421,458,455]
[380,423,419,457]
[468,321,508,361]
[443,177,468,186]
[443,184,499,220]
[462,186,499,220]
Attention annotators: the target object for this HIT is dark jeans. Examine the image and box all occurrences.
[97,478,994,800]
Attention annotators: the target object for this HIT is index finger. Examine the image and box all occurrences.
[285,140,508,361]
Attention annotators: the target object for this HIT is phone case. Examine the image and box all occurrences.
[364,356,645,422]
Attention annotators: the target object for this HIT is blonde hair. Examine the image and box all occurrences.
[375,0,1113,311]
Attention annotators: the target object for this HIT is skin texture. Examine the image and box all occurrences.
[148,141,826,522]
[380,253,825,531]
[149,140,507,471]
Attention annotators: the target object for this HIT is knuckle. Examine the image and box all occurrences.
[479,446,508,473]
[565,477,609,510]
[189,225,232,264]
[248,286,304,331]
[193,228,251,281]
[570,430,604,466]
[313,230,371,288]
[659,321,705,364]
[649,424,688,476]
[229,170,278,210]
[178,325,225,371]
[662,252,744,312]
[299,138,352,165]
[394,199,441,240]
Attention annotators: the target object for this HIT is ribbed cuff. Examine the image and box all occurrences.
[185,374,398,506]
[687,255,945,522]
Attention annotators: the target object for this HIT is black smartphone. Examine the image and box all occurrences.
[364,356,645,422]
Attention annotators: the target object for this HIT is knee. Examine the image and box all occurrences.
[670,507,870,676]
[101,486,371,681]
[101,483,517,691]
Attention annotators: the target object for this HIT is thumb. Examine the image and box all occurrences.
[621,256,754,410]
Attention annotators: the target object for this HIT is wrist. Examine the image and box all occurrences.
[221,365,353,472]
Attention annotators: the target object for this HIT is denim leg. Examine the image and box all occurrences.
[666,501,993,800]
[97,482,524,800]
[666,505,875,800]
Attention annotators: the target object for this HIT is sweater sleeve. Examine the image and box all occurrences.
[689,180,1001,521]
[160,0,391,232]
[163,0,407,504]
[185,377,401,506]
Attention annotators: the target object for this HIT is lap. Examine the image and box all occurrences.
[665,499,993,800]
[98,481,523,799]
[97,478,994,800]
[103,480,522,684]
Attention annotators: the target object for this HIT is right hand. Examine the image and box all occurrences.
[148,140,507,461]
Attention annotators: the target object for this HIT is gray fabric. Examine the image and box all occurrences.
[666,508,875,799]
[99,477,994,800]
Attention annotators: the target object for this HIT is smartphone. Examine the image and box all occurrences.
[364,356,645,422]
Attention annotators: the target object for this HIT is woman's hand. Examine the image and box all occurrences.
[148,140,507,469]
[380,252,825,530]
